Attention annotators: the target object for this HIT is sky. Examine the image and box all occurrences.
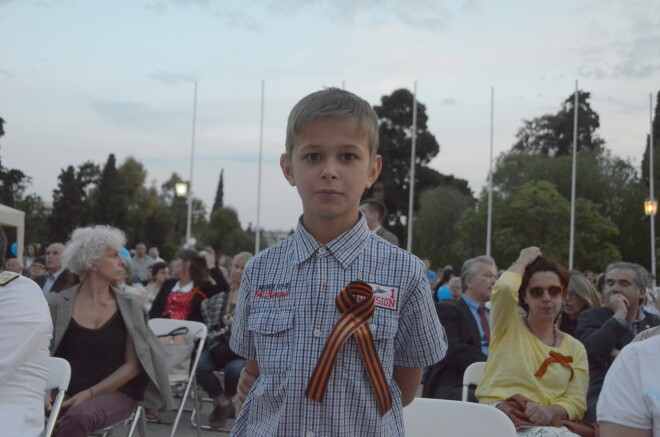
[1,0,659,232]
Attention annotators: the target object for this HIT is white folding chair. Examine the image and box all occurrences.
[45,357,71,437]
[149,318,207,437]
[461,361,486,402]
[90,405,145,437]
[403,398,516,437]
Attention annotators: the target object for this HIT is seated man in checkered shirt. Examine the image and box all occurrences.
[229,88,447,436]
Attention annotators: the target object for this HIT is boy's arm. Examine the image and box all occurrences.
[235,359,260,413]
[393,365,422,406]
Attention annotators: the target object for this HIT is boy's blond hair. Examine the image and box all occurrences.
[285,87,379,159]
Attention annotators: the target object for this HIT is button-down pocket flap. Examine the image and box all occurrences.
[249,310,294,335]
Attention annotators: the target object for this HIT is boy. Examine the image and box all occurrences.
[229,88,446,436]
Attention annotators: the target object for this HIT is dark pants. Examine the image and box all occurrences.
[196,350,246,398]
[55,391,136,437]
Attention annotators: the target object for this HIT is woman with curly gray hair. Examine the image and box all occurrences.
[45,226,174,437]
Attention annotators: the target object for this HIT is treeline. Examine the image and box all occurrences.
[0,149,258,259]
[412,91,660,273]
[2,89,659,270]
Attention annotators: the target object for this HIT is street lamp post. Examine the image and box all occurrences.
[645,198,657,279]
[175,182,190,246]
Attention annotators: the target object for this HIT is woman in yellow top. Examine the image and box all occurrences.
[476,247,588,427]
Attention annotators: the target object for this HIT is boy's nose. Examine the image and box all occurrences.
[321,161,339,179]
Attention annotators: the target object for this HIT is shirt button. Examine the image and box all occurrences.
[306,432,315,437]
[313,329,322,337]
[370,324,377,331]
[318,247,326,254]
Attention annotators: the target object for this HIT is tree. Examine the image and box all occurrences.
[513,91,605,156]
[90,154,124,227]
[641,91,660,188]
[203,206,254,255]
[413,185,474,269]
[493,149,647,265]
[455,181,620,271]
[50,163,99,241]
[0,117,5,138]
[212,169,224,212]
[363,89,444,242]
[16,194,49,244]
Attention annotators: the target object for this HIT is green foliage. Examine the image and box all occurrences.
[50,163,100,242]
[0,159,30,207]
[364,88,471,244]
[16,194,49,244]
[413,185,474,269]
[455,181,619,270]
[512,91,604,156]
[203,207,255,256]
[641,91,660,191]
[493,149,646,265]
[212,169,224,212]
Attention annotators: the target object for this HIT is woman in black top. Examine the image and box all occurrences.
[47,226,174,437]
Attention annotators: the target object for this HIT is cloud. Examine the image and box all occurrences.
[148,71,196,85]
[441,98,456,106]
[0,68,12,78]
[213,7,261,30]
[91,100,188,129]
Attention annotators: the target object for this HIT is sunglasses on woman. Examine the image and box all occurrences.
[527,285,564,298]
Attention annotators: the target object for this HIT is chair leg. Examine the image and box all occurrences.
[126,406,142,437]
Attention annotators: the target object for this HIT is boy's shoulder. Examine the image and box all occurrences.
[364,233,423,264]
[247,233,297,266]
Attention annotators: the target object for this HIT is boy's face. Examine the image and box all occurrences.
[281,117,381,233]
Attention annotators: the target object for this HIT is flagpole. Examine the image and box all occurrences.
[255,79,265,254]
[406,81,418,252]
[650,92,656,279]
[486,86,494,257]
[568,80,578,269]
[185,81,197,247]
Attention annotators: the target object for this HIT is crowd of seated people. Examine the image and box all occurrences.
[421,248,660,436]
[6,229,262,434]
[8,230,660,435]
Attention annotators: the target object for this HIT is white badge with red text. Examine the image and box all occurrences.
[367,283,399,311]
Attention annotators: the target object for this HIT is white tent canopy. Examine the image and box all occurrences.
[0,204,25,261]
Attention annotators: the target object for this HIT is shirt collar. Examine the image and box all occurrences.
[291,213,372,270]
[462,294,486,311]
[172,281,194,293]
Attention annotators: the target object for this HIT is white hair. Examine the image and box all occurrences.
[63,225,126,279]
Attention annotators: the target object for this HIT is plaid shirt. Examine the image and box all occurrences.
[230,216,447,436]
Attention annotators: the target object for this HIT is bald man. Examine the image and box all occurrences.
[34,243,71,294]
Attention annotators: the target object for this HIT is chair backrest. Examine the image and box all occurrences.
[45,357,71,437]
[46,356,71,391]
[148,318,208,340]
[461,361,486,402]
[403,398,516,437]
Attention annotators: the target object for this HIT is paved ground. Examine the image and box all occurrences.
[104,384,425,436]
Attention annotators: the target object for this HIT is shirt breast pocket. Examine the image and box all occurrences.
[371,314,398,362]
[248,310,294,375]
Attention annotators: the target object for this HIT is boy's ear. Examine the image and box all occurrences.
[280,153,296,186]
[365,154,382,189]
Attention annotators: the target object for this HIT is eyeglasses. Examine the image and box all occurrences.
[527,285,564,298]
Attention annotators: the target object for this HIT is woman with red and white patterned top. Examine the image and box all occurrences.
[149,249,228,322]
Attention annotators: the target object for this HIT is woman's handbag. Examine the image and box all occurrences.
[157,327,195,382]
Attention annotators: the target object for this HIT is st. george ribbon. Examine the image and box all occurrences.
[305,281,393,416]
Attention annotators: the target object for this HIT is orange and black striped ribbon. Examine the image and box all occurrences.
[534,351,574,381]
[305,281,393,416]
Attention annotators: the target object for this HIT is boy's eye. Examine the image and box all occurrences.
[341,153,356,161]
[305,153,321,162]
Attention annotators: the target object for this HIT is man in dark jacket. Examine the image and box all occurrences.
[34,243,71,294]
[423,255,497,401]
[576,262,660,423]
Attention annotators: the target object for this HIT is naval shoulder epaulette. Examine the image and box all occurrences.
[0,272,20,286]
